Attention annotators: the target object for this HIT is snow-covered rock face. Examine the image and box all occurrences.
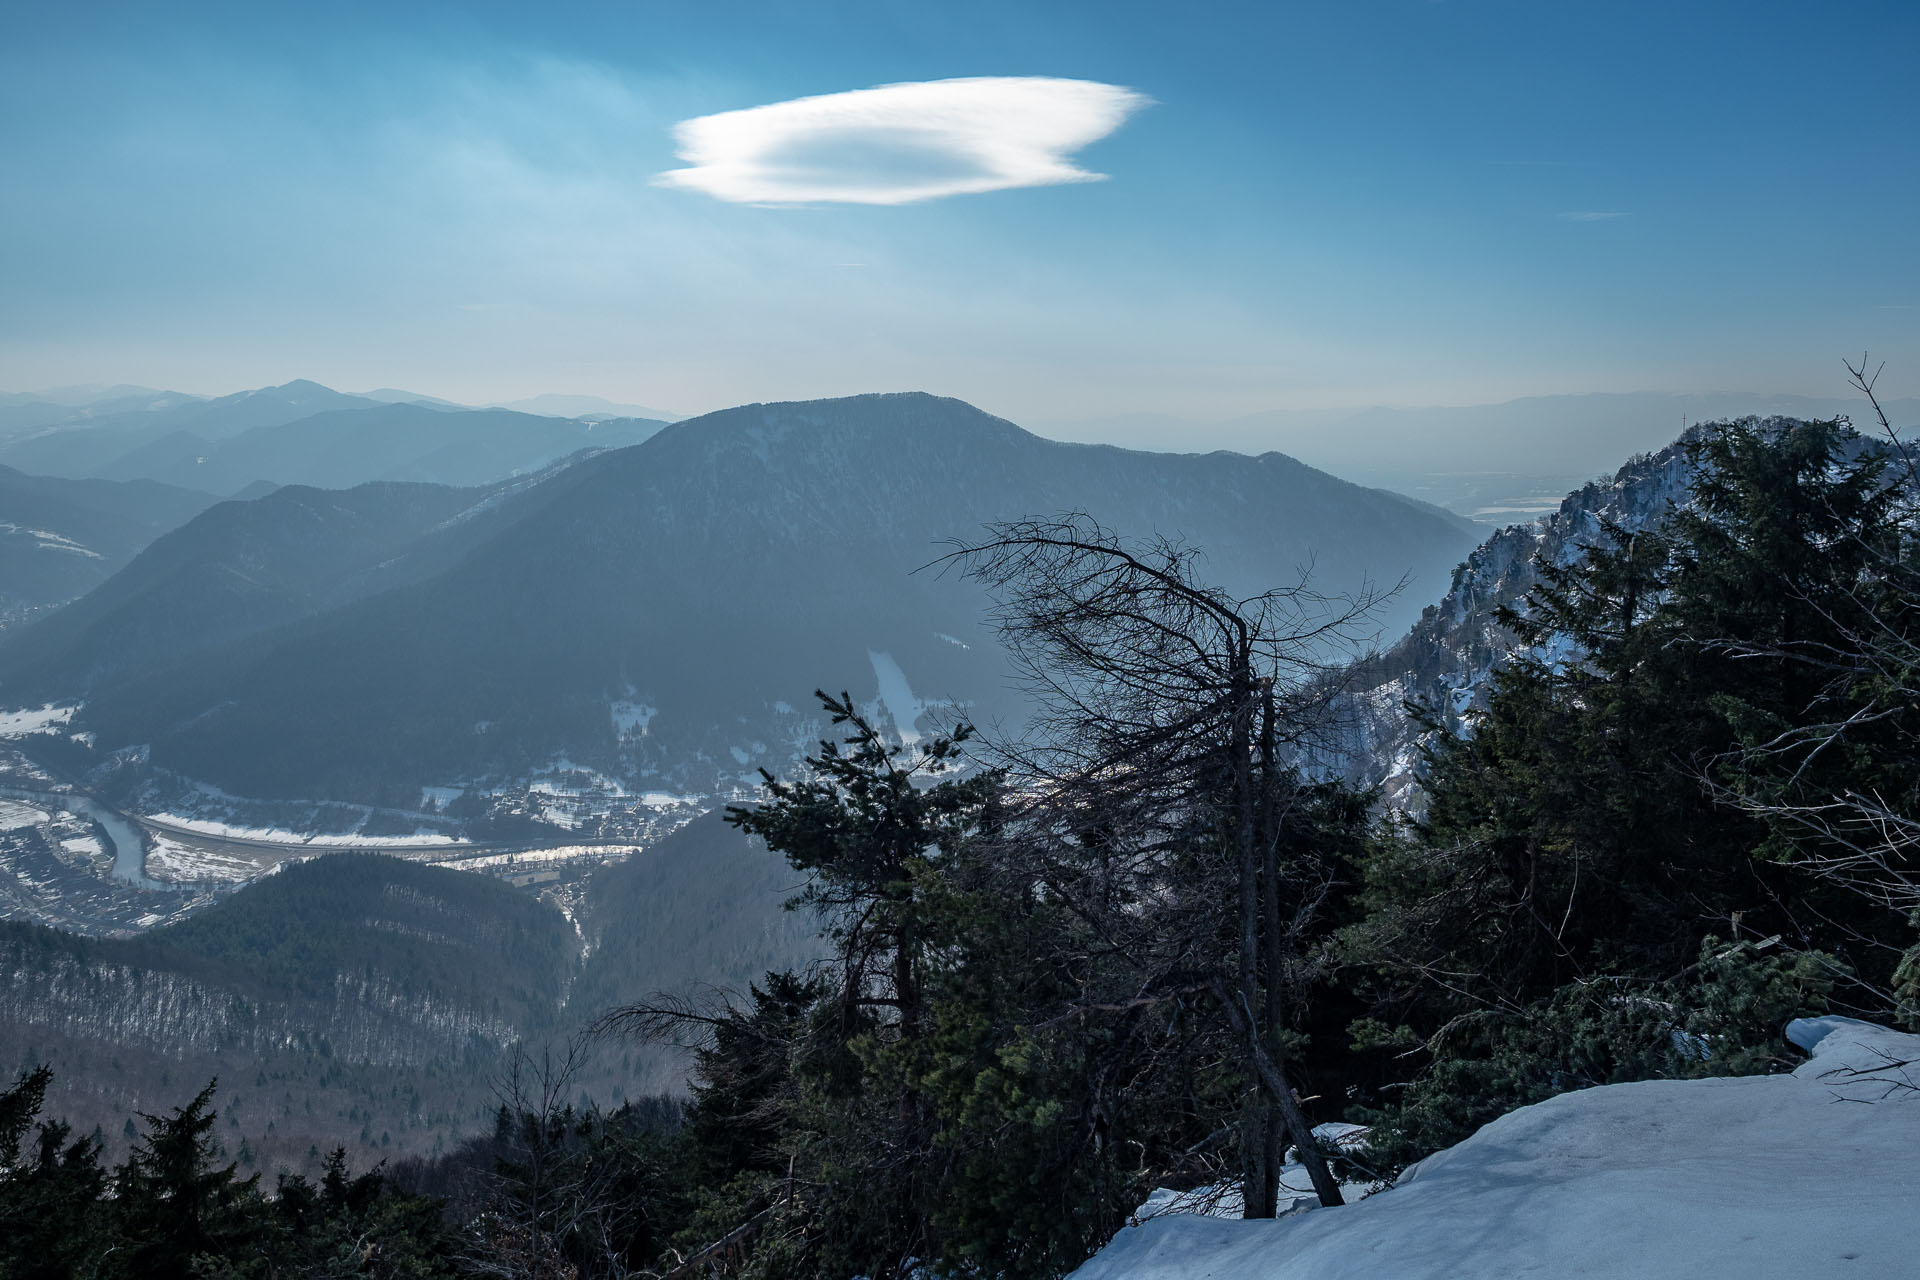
[1069,1017,1920,1280]
[1304,420,1781,811]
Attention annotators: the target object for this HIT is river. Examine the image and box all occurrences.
[0,787,160,888]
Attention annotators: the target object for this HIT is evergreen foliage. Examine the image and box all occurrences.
[0,1069,462,1279]
[159,854,576,1015]
[1348,417,1919,1168]
[1358,937,1836,1172]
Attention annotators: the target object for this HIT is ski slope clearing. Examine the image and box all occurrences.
[1072,1017,1919,1280]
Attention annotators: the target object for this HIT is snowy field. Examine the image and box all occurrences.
[0,705,75,737]
[59,834,105,859]
[142,833,274,883]
[145,813,467,846]
[432,844,638,871]
[1073,1017,1920,1280]
[0,800,50,830]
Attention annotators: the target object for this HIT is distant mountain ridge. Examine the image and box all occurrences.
[0,386,207,435]
[0,448,617,701]
[0,381,380,477]
[0,466,219,631]
[10,392,1483,812]
[495,392,683,421]
[0,380,669,495]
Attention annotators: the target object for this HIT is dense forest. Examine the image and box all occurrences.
[5,413,1917,1278]
[0,825,819,1178]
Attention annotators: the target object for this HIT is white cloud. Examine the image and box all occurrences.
[657,76,1150,206]
[1559,210,1631,221]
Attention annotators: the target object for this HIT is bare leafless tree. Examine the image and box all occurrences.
[461,1035,649,1280]
[940,515,1390,1213]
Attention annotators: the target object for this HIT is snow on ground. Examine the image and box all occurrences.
[0,523,102,558]
[145,814,466,846]
[433,845,638,871]
[0,800,50,830]
[0,705,76,737]
[142,833,269,883]
[59,834,104,858]
[1072,1018,1920,1280]
[610,699,656,739]
[866,650,925,746]
[638,791,703,808]
[1135,1127,1375,1222]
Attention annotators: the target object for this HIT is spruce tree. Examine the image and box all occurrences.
[0,1067,113,1280]
[1350,417,1908,1159]
[111,1081,266,1278]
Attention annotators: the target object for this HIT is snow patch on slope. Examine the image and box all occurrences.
[610,699,656,740]
[0,704,77,737]
[1072,1018,1920,1280]
[0,523,103,558]
[866,650,924,747]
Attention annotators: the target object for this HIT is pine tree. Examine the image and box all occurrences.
[111,1080,267,1278]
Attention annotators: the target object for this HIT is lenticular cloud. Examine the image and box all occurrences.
[657,76,1150,206]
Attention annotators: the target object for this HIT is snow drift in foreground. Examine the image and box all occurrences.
[1072,1017,1919,1280]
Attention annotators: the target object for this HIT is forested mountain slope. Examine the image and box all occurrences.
[0,855,574,1171]
[0,814,817,1174]
[86,402,664,494]
[0,379,667,495]
[0,380,379,478]
[568,810,823,1040]
[60,393,1482,806]
[0,456,606,701]
[0,466,217,630]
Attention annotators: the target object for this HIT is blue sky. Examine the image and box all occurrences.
[3,0,1915,428]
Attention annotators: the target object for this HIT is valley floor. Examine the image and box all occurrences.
[1071,1017,1920,1280]
[0,730,711,936]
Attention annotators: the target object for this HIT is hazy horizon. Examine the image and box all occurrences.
[7,377,1911,501]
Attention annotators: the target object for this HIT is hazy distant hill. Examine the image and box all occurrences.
[0,454,611,701]
[52,392,1481,805]
[0,380,668,495]
[86,402,665,494]
[0,380,380,478]
[497,392,683,422]
[0,465,218,628]
[0,386,206,436]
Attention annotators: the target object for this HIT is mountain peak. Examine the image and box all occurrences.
[263,378,339,396]
[666,391,1033,453]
